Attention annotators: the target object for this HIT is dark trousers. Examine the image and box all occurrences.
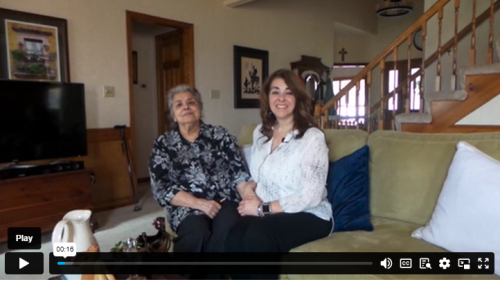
[224,212,332,280]
[173,201,240,252]
[173,201,240,279]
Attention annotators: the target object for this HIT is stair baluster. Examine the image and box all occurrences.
[406,35,412,113]
[420,22,427,114]
[379,60,385,130]
[328,103,332,129]
[436,7,444,92]
[487,0,495,64]
[314,99,321,128]
[392,50,398,130]
[470,0,477,66]
[355,80,360,129]
[345,79,350,126]
[366,71,372,133]
[452,0,460,90]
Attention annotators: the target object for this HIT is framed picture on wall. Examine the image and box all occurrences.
[233,45,268,108]
[0,8,70,82]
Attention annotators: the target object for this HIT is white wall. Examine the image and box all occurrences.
[332,2,424,108]
[0,0,377,136]
[370,0,425,60]
[132,26,172,179]
[456,94,500,125]
[334,35,374,64]
[334,1,424,65]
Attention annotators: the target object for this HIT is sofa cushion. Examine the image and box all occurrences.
[323,129,369,162]
[285,216,499,280]
[412,141,500,275]
[327,145,373,232]
[291,216,444,253]
[240,144,252,169]
[368,130,500,226]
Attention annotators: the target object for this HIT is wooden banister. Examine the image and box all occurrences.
[321,0,455,113]
[426,0,500,66]
[370,0,500,114]
[326,0,500,120]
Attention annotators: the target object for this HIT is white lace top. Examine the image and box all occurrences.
[249,124,333,223]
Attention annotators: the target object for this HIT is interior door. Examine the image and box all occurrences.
[156,29,183,134]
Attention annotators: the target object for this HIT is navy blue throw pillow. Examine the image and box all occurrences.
[326,145,373,232]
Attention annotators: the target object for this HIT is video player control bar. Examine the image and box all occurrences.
[58,261,372,266]
[50,252,495,275]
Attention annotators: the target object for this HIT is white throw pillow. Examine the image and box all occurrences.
[412,141,500,275]
[240,144,252,169]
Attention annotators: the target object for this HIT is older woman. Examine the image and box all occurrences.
[225,69,333,259]
[149,84,255,253]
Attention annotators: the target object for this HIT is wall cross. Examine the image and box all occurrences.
[338,47,348,62]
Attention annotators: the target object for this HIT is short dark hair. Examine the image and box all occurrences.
[167,84,203,127]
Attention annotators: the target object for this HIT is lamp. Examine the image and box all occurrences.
[376,0,413,18]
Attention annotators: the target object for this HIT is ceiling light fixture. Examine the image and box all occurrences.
[376,0,413,18]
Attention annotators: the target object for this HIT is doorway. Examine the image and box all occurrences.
[126,11,194,184]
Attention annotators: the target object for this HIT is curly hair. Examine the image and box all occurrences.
[259,69,315,142]
[167,84,203,128]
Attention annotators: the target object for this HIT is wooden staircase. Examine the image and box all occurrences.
[315,0,500,133]
[399,72,500,133]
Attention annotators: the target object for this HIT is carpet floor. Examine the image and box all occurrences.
[0,183,164,280]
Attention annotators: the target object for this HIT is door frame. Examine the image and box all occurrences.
[125,11,195,186]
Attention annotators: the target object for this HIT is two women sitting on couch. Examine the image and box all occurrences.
[149,69,332,257]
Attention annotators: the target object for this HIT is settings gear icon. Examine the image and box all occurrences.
[439,257,451,269]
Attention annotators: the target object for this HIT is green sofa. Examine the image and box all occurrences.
[238,124,500,280]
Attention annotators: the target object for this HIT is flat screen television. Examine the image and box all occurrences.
[0,80,87,164]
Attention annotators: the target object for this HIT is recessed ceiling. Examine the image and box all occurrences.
[334,22,369,38]
[222,0,259,8]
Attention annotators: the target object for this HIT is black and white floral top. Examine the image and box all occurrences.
[149,122,251,232]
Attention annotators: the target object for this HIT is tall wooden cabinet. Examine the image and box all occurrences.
[0,169,94,242]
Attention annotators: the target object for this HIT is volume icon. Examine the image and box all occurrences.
[381,258,393,269]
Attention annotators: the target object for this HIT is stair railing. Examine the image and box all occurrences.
[316,0,499,132]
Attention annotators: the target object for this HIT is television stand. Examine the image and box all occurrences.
[0,169,94,243]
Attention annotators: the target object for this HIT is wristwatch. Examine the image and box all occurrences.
[257,202,272,217]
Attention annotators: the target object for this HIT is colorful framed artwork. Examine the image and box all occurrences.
[0,8,70,82]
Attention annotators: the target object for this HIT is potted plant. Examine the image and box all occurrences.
[18,42,24,50]
[11,49,25,61]
[43,44,50,53]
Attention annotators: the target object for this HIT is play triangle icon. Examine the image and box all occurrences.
[19,258,29,269]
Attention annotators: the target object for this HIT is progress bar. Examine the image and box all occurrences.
[58,261,372,266]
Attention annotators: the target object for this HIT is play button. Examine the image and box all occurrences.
[5,252,43,274]
[19,258,29,269]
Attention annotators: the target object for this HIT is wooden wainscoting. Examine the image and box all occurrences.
[84,127,136,211]
[0,127,137,216]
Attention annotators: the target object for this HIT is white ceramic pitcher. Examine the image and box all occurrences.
[52,209,99,252]
[52,210,100,280]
